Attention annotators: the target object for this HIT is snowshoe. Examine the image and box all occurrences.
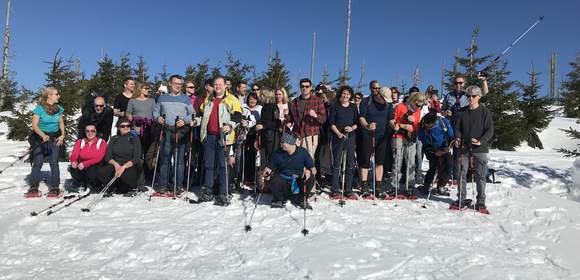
[213,195,231,207]
[361,192,375,200]
[345,192,358,200]
[46,188,61,198]
[433,186,450,196]
[271,200,285,208]
[292,199,312,210]
[330,193,343,200]
[475,203,490,215]
[405,190,417,200]
[449,199,472,210]
[417,185,430,195]
[25,188,42,198]
[376,191,388,200]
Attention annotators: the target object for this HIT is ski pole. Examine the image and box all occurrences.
[458,152,464,209]
[30,194,76,216]
[173,116,180,199]
[222,125,230,205]
[371,130,376,205]
[184,114,194,201]
[301,177,309,236]
[470,148,476,211]
[339,133,348,207]
[47,191,91,216]
[0,149,32,175]
[81,177,117,212]
[245,169,267,232]
[150,114,166,200]
[480,16,544,75]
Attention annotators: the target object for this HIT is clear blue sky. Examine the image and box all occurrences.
[3,0,580,96]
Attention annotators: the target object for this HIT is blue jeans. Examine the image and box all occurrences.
[415,140,423,176]
[203,134,228,195]
[157,132,186,190]
[30,140,60,190]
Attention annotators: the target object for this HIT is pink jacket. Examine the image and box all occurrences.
[70,137,107,168]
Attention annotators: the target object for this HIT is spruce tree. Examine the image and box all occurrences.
[115,52,132,91]
[0,76,19,111]
[445,28,525,150]
[517,64,554,149]
[255,50,291,94]
[225,51,254,88]
[184,60,210,92]
[89,54,117,102]
[0,87,32,141]
[134,55,149,84]
[562,53,580,118]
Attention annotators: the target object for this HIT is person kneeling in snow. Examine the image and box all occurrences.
[417,113,454,196]
[69,124,107,192]
[262,132,316,209]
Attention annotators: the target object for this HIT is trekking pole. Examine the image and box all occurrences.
[245,169,266,232]
[301,177,309,236]
[184,114,195,201]
[458,152,464,210]
[339,133,348,207]
[469,148,476,211]
[47,191,91,216]
[370,130,376,205]
[422,156,442,209]
[0,149,32,175]
[173,116,180,199]
[30,194,76,216]
[254,133,262,195]
[480,16,544,75]
[222,125,230,204]
[81,176,118,212]
[149,114,166,201]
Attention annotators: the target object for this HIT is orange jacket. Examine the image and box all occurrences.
[392,103,422,139]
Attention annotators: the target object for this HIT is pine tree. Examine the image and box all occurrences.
[151,63,169,94]
[517,64,554,149]
[44,50,85,159]
[255,50,291,94]
[225,51,254,88]
[446,28,525,150]
[133,55,149,84]
[562,53,580,118]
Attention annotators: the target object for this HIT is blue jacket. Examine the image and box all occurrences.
[418,117,454,149]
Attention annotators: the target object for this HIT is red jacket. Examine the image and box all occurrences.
[392,103,422,139]
[287,94,326,137]
[70,137,107,168]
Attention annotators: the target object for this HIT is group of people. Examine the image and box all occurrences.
[25,72,494,211]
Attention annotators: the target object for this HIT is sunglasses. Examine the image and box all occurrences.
[455,81,465,85]
[467,95,479,98]
[143,87,150,90]
[85,129,96,133]
[186,86,195,89]
[372,87,381,90]
[252,88,260,91]
[300,85,311,89]
[119,124,131,128]
[95,104,105,108]
[354,96,362,99]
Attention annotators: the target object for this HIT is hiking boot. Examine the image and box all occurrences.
[475,203,490,214]
[376,191,388,200]
[330,192,343,200]
[450,198,472,210]
[361,192,375,200]
[214,195,230,206]
[433,186,450,196]
[25,187,41,198]
[47,188,61,198]
[271,200,285,208]
[292,199,312,210]
[345,192,358,200]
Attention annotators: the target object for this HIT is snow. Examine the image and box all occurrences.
[1,115,580,279]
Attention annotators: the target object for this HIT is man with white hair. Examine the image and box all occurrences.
[451,85,493,214]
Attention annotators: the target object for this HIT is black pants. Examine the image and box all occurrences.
[423,149,452,188]
[243,134,258,183]
[68,165,100,187]
[97,164,142,194]
[268,174,314,204]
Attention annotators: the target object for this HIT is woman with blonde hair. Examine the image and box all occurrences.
[388,91,426,199]
[256,88,289,169]
[26,87,65,198]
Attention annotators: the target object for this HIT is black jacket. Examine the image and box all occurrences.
[105,134,142,166]
[78,106,114,142]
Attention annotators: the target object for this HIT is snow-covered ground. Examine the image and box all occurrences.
[1,116,580,279]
